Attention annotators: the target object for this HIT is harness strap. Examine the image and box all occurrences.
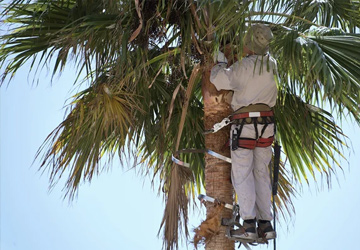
[229,107,274,150]
[259,122,269,138]
[225,136,274,150]
[232,119,246,151]
[257,136,274,147]
[231,110,274,120]
[253,118,259,139]
[237,137,274,149]
[238,138,257,149]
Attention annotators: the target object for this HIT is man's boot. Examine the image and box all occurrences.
[231,219,257,242]
[257,220,276,240]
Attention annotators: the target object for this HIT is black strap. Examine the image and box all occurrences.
[238,118,246,135]
[253,118,259,139]
[272,142,281,250]
[259,123,268,138]
[272,142,281,196]
[231,119,246,151]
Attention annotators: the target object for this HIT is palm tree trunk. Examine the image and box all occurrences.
[201,65,235,250]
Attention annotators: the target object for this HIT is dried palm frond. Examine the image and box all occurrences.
[159,164,194,250]
[192,202,225,249]
[159,64,200,250]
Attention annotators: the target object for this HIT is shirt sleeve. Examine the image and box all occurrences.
[210,63,235,91]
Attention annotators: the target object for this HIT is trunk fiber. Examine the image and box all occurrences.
[201,68,234,250]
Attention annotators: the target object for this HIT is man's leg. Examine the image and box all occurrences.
[230,124,257,220]
[231,147,255,220]
[230,124,257,241]
[253,145,272,221]
[253,124,276,240]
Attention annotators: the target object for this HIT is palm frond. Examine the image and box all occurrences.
[37,77,141,198]
[265,0,360,31]
[273,27,360,125]
[275,90,347,185]
[1,0,142,84]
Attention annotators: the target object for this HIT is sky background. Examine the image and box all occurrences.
[1,60,360,250]
[1,9,360,249]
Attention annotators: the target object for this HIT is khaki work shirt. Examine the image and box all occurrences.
[210,54,278,111]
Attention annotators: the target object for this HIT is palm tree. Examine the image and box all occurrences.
[1,1,360,250]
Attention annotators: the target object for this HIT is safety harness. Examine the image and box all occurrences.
[229,104,275,150]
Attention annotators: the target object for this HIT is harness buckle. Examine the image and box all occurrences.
[212,117,231,133]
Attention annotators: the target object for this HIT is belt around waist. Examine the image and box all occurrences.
[233,103,272,114]
[231,110,274,120]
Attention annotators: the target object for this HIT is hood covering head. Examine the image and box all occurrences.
[244,24,273,55]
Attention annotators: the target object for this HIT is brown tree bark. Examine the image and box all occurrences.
[201,64,235,250]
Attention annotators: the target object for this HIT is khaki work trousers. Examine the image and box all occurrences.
[230,123,274,221]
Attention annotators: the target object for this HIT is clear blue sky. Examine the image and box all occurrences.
[1,62,360,250]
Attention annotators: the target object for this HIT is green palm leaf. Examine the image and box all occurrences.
[276,90,347,184]
[273,28,360,124]
[37,77,140,198]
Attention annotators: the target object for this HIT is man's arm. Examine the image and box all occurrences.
[210,44,252,91]
[210,57,233,90]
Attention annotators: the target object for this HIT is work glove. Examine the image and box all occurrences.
[213,51,228,64]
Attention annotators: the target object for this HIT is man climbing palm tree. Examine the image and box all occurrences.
[2,1,360,249]
[210,24,277,242]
